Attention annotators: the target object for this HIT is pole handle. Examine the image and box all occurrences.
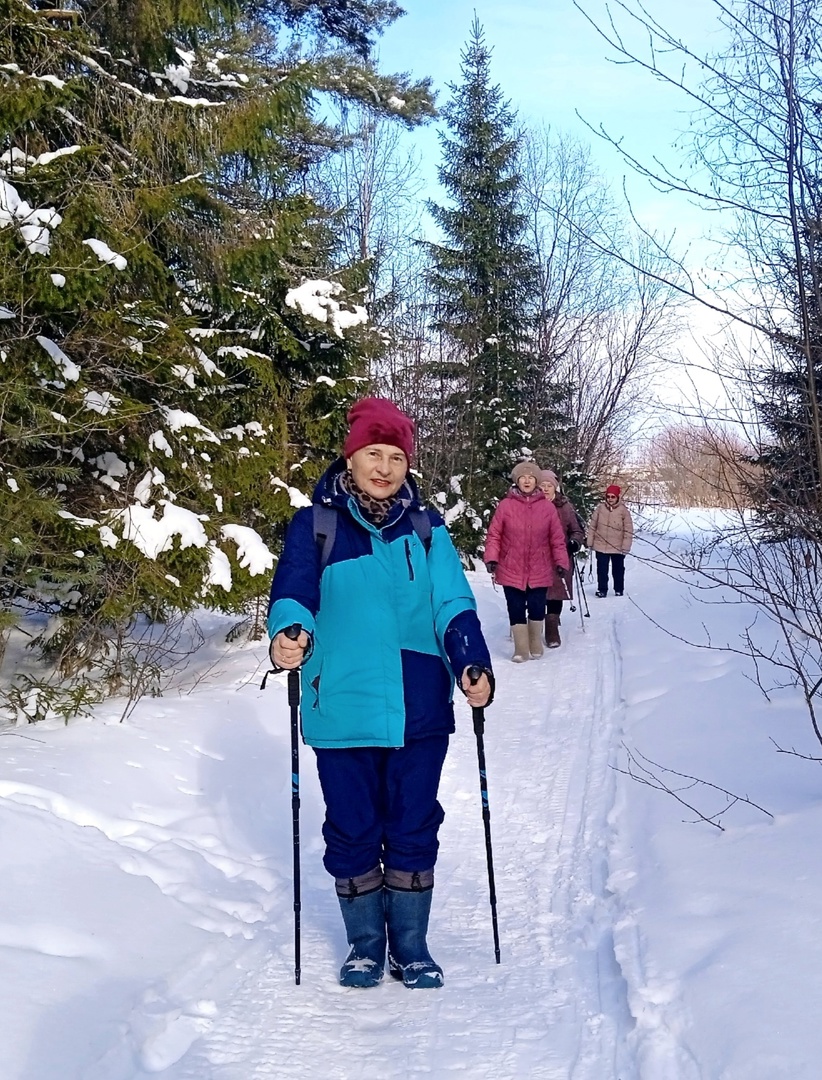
[467,665,485,735]
[283,624,304,707]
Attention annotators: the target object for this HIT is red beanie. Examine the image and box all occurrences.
[606,484,621,497]
[343,398,415,462]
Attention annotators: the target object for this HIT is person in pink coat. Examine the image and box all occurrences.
[484,461,570,662]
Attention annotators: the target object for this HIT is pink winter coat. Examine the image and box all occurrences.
[484,488,570,591]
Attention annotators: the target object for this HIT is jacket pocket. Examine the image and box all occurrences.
[404,537,415,580]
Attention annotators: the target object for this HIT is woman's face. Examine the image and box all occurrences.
[540,481,556,500]
[517,473,537,494]
[348,444,408,499]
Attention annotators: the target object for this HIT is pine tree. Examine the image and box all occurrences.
[0,0,432,717]
[422,18,546,556]
[752,201,822,537]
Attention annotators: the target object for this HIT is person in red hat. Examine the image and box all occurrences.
[267,397,494,991]
[586,484,634,597]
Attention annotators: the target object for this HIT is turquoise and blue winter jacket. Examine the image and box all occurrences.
[267,459,492,749]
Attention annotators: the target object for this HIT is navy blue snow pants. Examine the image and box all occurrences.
[314,735,449,879]
[502,584,547,625]
[595,552,625,594]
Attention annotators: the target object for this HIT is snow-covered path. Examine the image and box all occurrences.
[0,566,646,1080]
[164,575,635,1080]
[6,518,822,1079]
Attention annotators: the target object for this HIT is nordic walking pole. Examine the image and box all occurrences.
[283,623,303,986]
[575,559,590,619]
[559,568,583,631]
[467,665,501,965]
[559,567,575,612]
[573,566,584,630]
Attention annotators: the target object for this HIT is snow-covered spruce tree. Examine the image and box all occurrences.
[752,198,822,538]
[422,18,563,558]
[0,0,432,718]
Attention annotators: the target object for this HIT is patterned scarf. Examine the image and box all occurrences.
[340,468,399,526]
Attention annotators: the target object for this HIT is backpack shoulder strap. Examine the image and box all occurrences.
[409,507,433,553]
[313,503,337,571]
[315,502,431,568]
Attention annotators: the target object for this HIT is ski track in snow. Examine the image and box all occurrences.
[9,532,821,1080]
[159,582,637,1080]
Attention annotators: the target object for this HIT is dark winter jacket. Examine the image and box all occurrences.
[546,493,585,602]
[267,459,492,749]
[484,487,570,592]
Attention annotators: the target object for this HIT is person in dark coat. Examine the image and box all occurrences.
[484,461,570,662]
[268,398,493,990]
[587,484,634,596]
[539,470,584,648]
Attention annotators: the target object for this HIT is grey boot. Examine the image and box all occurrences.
[336,866,386,988]
[511,623,530,662]
[384,869,443,989]
[528,620,544,658]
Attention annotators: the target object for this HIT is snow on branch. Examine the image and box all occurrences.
[220,525,274,576]
[83,238,127,270]
[115,502,208,561]
[1,178,62,255]
[160,408,220,444]
[285,279,368,337]
[33,146,82,167]
[83,390,120,414]
[205,544,232,592]
[76,52,226,108]
[37,336,79,382]
[271,477,311,508]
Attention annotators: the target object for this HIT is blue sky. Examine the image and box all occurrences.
[376,0,728,246]
[375,0,734,418]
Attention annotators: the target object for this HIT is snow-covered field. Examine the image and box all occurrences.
[2,512,821,1079]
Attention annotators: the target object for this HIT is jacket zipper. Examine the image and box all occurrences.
[404,538,415,580]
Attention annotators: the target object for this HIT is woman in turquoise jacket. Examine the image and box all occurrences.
[268,398,493,990]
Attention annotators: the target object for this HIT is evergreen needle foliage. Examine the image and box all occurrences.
[422,18,572,557]
[0,0,432,717]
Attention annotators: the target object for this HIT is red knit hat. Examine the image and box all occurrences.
[606,484,621,497]
[343,398,415,462]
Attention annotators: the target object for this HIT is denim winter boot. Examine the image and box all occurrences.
[384,869,444,989]
[336,866,386,988]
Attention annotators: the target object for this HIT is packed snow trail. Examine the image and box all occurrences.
[164,575,636,1080]
[7,522,822,1078]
